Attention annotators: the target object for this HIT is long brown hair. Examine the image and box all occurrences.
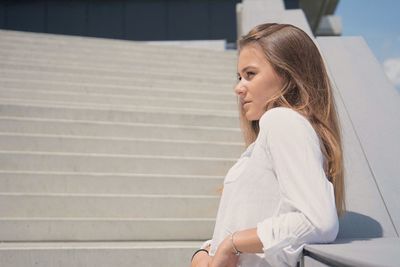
[237,23,346,217]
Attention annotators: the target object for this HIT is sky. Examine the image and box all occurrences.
[335,0,400,93]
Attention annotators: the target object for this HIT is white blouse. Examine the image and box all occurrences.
[202,107,339,267]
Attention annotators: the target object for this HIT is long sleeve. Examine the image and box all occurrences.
[256,107,339,267]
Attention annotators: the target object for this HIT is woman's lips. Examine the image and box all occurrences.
[243,101,251,107]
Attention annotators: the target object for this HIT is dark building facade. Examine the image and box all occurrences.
[0,0,299,45]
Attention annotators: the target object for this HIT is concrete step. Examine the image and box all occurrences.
[0,29,231,265]
[0,218,215,241]
[0,40,236,71]
[0,117,243,142]
[0,97,237,117]
[0,102,239,128]
[0,29,236,62]
[0,79,237,102]
[0,52,236,78]
[0,171,223,195]
[0,193,219,218]
[0,88,237,111]
[0,133,244,158]
[0,61,236,85]
[0,30,236,59]
[0,53,235,77]
[0,241,203,267]
[143,39,226,51]
[0,48,236,79]
[0,151,235,175]
[0,68,235,91]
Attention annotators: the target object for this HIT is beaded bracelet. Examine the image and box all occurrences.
[191,249,209,262]
[230,232,242,255]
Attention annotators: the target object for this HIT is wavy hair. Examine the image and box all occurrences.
[237,23,346,217]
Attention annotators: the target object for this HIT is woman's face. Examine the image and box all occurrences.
[235,44,283,121]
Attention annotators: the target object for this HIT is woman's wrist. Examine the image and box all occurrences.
[221,235,237,256]
[230,232,242,255]
[227,228,264,254]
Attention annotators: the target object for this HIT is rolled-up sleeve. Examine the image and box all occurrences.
[256,108,339,267]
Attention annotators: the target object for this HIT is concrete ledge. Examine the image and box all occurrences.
[304,238,400,267]
[317,36,400,234]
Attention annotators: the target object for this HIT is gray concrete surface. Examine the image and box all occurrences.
[318,36,400,237]
[305,238,400,267]
[0,27,239,266]
[0,241,203,267]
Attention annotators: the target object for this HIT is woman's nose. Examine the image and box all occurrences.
[234,81,246,96]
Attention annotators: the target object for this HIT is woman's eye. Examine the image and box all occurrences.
[237,75,242,81]
[247,72,255,78]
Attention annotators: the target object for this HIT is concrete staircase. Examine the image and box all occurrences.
[0,29,244,266]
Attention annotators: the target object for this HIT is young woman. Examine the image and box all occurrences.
[190,23,345,267]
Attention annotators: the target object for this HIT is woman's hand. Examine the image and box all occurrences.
[209,237,239,267]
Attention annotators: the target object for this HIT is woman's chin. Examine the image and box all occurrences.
[244,112,262,121]
[245,114,258,121]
